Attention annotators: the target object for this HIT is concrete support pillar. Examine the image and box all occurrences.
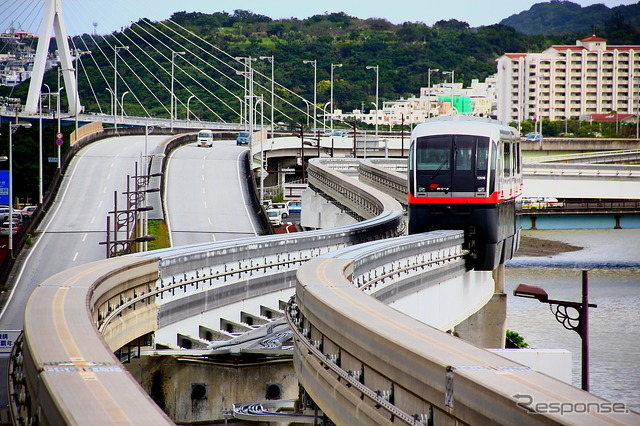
[454,264,507,349]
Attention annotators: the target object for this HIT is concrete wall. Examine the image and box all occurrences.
[126,355,297,424]
[300,187,358,229]
[490,349,572,384]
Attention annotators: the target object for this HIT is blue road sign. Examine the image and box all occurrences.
[0,171,8,205]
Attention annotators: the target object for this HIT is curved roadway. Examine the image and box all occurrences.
[0,134,169,412]
[165,140,260,245]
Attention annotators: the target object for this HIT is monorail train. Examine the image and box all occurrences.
[408,116,522,271]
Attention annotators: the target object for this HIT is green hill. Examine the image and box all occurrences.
[500,0,640,41]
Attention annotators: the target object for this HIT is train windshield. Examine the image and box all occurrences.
[414,135,491,195]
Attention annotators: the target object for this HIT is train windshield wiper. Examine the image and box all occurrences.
[431,158,448,180]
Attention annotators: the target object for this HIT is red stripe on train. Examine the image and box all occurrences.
[407,192,519,204]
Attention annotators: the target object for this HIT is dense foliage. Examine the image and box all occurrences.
[1,3,640,205]
[501,0,640,39]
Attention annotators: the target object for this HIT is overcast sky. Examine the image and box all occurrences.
[3,0,638,36]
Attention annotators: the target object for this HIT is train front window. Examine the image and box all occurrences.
[415,135,489,194]
[416,136,450,171]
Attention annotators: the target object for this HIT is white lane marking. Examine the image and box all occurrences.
[1,141,99,320]
[204,202,208,209]
[208,217,212,225]
[236,151,259,236]
[73,252,79,262]
[82,233,87,242]
[90,216,95,224]
[163,151,174,247]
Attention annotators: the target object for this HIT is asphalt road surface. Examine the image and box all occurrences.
[165,140,261,245]
[0,134,168,414]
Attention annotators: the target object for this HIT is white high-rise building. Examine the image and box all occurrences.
[496,36,640,124]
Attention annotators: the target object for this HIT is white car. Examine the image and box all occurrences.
[270,202,289,218]
[266,209,283,226]
[197,130,213,147]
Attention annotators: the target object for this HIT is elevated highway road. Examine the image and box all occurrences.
[5,131,640,424]
[165,140,264,245]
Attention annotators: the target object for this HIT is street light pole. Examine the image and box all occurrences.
[259,56,275,142]
[513,270,597,391]
[330,63,342,135]
[39,90,43,204]
[366,65,379,141]
[73,50,91,138]
[114,46,129,132]
[303,60,317,139]
[120,91,129,124]
[443,70,455,115]
[55,87,64,169]
[256,95,265,206]
[8,122,32,257]
[171,51,186,132]
[427,68,439,118]
[635,76,640,139]
[43,83,51,111]
[186,95,196,124]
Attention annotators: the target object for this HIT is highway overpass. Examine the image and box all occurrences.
[3,129,639,424]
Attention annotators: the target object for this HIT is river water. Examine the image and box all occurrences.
[505,228,640,412]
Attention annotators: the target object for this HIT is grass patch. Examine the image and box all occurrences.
[147,220,171,250]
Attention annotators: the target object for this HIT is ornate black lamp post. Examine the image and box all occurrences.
[513,270,597,391]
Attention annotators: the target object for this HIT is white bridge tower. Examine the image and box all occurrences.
[25,0,79,115]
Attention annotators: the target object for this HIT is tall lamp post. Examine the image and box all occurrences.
[427,68,439,118]
[442,70,455,115]
[120,91,129,124]
[54,87,64,169]
[186,95,196,124]
[303,60,317,139]
[73,50,92,137]
[38,90,44,204]
[255,95,265,205]
[259,56,275,142]
[170,51,186,132]
[8,122,32,257]
[330,63,342,135]
[114,46,129,132]
[366,65,379,141]
[513,270,597,391]
[635,76,640,139]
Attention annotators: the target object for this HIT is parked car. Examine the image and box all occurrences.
[22,205,37,216]
[524,132,543,142]
[270,202,289,218]
[266,209,283,226]
[0,219,21,236]
[288,200,302,213]
[0,208,22,223]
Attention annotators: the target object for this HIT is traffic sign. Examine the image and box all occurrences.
[56,138,63,146]
[56,132,63,139]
